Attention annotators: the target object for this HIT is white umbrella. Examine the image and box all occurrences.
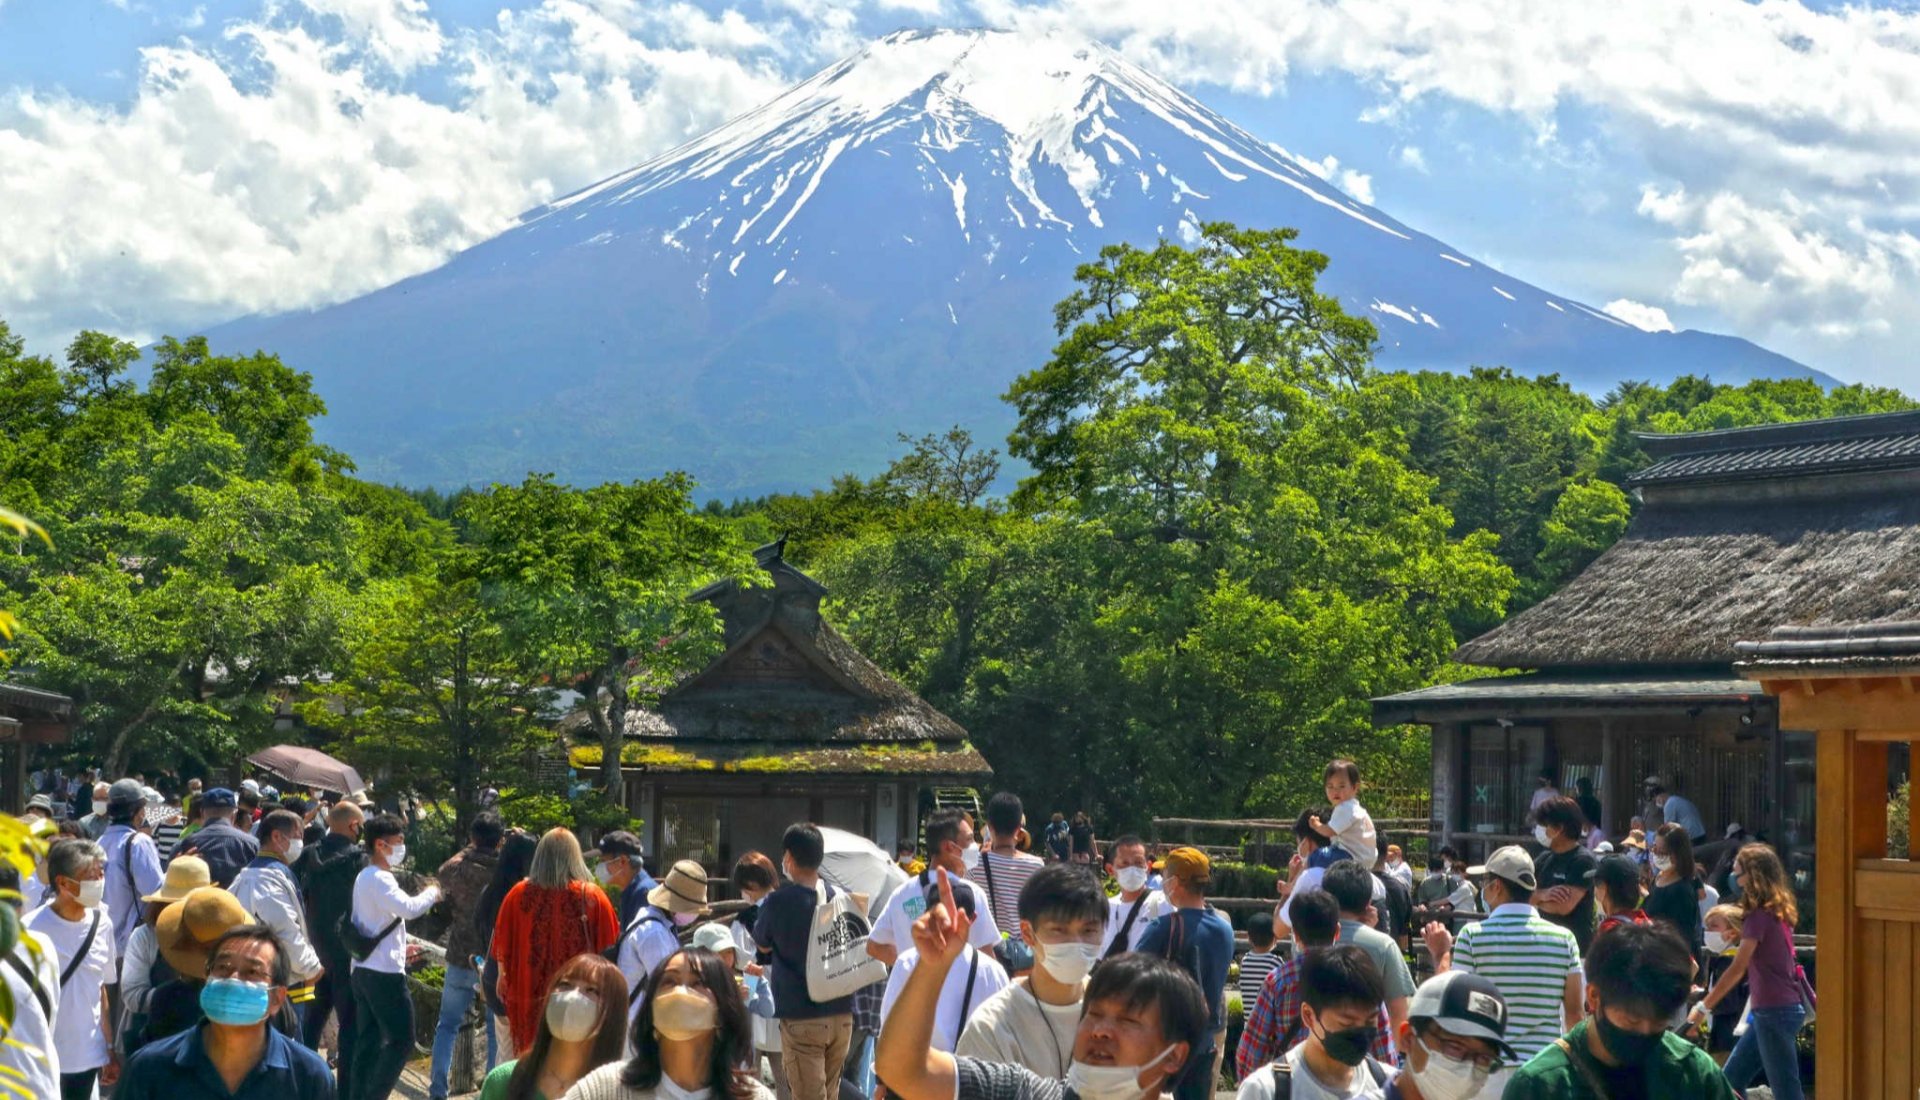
[817,826,910,919]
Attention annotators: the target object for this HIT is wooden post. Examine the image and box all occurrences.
[1911,740,1920,861]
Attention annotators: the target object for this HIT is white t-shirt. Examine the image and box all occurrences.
[878,946,1009,1052]
[1276,867,1326,933]
[1236,1046,1390,1100]
[956,977,1082,1079]
[26,903,116,1071]
[870,872,1000,953]
[1101,891,1167,956]
[0,930,60,1097]
[1326,801,1378,868]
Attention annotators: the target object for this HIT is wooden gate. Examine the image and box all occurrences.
[1748,645,1920,1100]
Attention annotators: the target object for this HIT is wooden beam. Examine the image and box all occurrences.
[1815,729,1856,1100]
[1861,676,1904,695]
[1912,739,1920,863]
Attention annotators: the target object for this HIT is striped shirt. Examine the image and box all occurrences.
[968,850,1044,932]
[1453,903,1582,1061]
[1237,950,1281,1004]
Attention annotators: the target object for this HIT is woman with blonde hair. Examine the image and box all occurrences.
[478,953,629,1100]
[1688,843,1806,1100]
[494,828,621,1054]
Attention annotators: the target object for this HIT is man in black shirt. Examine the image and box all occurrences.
[1572,779,1603,839]
[1531,796,1599,954]
[754,823,856,1100]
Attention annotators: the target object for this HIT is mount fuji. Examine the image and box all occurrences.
[198,27,1826,496]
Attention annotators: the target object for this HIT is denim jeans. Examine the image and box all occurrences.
[1723,1003,1805,1100]
[429,963,499,1099]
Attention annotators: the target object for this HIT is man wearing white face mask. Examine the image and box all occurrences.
[959,865,1107,1076]
[1381,973,1514,1100]
[80,781,112,839]
[30,838,120,1100]
[870,809,1000,967]
[1100,836,1166,958]
[879,880,1011,1054]
[230,809,324,1031]
[877,869,1206,1100]
[347,812,442,1100]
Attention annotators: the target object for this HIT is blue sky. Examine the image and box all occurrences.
[3,0,1917,388]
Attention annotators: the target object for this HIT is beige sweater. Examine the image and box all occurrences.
[563,1064,778,1100]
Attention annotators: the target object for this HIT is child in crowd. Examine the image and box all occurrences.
[1695,903,1750,1066]
[1307,759,1377,869]
[1237,912,1281,1006]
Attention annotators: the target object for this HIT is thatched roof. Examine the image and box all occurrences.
[620,542,974,751]
[1373,674,1765,725]
[1457,412,1920,672]
[572,740,992,777]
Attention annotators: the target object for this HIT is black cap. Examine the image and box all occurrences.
[1408,972,1519,1061]
[588,830,644,860]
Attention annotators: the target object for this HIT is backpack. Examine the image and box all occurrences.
[803,881,886,1002]
[614,908,676,1005]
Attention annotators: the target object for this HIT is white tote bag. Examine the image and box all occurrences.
[804,881,886,1002]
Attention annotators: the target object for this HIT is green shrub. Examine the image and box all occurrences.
[1892,780,1911,860]
[1210,862,1280,899]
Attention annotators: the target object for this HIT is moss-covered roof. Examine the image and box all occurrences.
[569,739,991,777]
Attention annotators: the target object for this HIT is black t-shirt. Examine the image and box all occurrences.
[1644,879,1703,949]
[1533,844,1599,954]
[1374,871,1413,940]
[752,881,854,1019]
[1575,794,1603,832]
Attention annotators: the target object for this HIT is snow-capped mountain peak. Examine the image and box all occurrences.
[199,28,1823,497]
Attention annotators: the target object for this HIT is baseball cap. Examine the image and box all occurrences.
[1585,854,1644,903]
[587,830,644,861]
[106,778,147,810]
[1466,845,1537,893]
[1408,971,1519,1062]
[1162,846,1211,884]
[1725,822,1744,839]
[690,921,735,957]
[201,787,238,809]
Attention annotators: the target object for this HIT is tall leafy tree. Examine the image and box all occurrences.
[459,474,747,807]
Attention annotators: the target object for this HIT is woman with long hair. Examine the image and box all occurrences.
[562,948,772,1100]
[1689,844,1806,1100]
[482,831,541,1021]
[1643,822,1704,949]
[478,953,629,1100]
[493,828,621,1054]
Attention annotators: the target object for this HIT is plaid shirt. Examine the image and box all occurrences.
[851,976,885,1034]
[1235,955,1392,1081]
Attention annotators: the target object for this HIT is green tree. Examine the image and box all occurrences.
[459,474,747,807]
[304,560,550,829]
[1536,478,1632,586]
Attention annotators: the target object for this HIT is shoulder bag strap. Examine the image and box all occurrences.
[1104,894,1149,960]
[123,831,140,896]
[952,949,980,1047]
[1552,1035,1614,1096]
[979,851,997,921]
[4,946,52,1021]
[60,911,101,989]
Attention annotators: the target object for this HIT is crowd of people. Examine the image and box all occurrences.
[1,757,1811,1100]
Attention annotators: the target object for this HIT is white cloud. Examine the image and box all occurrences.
[1637,185,1920,337]
[297,0,444,72]
[1397,145,1426,173]
[0,1,797,347]
[1602,298,1676,333]
[1282,149,1375,205]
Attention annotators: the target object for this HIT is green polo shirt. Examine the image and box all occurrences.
[1502,1020,1739,1100]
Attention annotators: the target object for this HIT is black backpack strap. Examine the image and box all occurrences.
[624,909,671,1006]
[4,947,51,1022]
[1269,1058,1294,1100]
[59,911,101,989]
[1104,894,1149,960]
[952,949,980,1047]
[979,852,997,923]
[1365,1057,1389,1085]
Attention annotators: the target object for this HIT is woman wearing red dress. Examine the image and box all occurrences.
[491,827,620,1053]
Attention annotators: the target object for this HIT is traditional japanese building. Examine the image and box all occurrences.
[1373,409,1920,903]
[0,680,76,812]
[594,541,989,874]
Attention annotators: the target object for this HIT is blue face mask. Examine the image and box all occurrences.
[201,978,273,1026]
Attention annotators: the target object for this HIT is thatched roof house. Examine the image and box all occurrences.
[0,680,75,813]
[602,541,988,874]
[1375,410,1920,880]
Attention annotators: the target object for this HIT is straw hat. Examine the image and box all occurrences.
[142,855,211,904]
[156,886,250,978]
[647,859,710,916]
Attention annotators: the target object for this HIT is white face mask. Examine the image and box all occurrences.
[386,842,407,867]
[544,988,602,1042]
[672,909,699,927]
[1115,866,1150,894]
[74,878,105,909]
[1066,1044,1178,1100]
[92,800,108,816]
[1409,1035,1492,1100]
[1704,930,1730,955]
[961,843,982,871]
[285,838,304,863]
[1652,855,1673,874]
[1533,825,1552,847]
[1036,940,1099,985]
